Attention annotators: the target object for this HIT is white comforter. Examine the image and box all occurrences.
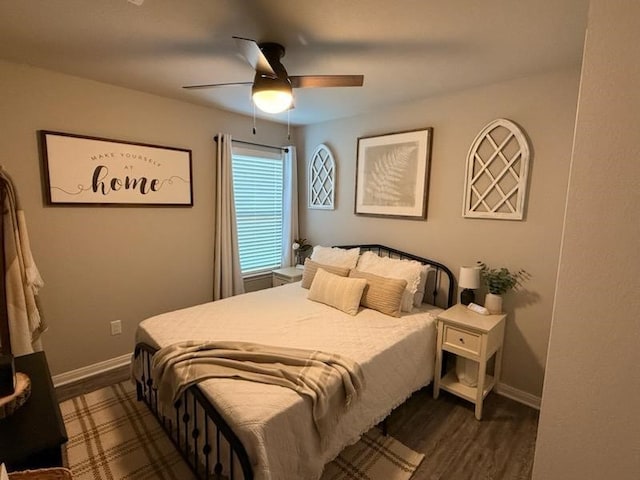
[135,282,440,480]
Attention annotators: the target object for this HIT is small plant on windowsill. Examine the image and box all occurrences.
[477,262,529,313]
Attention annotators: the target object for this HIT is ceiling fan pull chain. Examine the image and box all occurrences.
[252,103,257,135]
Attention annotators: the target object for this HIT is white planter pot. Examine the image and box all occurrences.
[484,293,503,314]
[455,357,479,387]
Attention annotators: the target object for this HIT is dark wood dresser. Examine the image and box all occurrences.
[0,352,68,471]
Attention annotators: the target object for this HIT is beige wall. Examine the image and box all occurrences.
[0,60,290,375]
[299,69,581,398]
[533,1,640,478]
[0,58,583,402]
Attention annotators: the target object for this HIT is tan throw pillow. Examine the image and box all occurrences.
[349,270,408,317]
[308,268,367,316]
[355,251,424,312]
[301,258,351,289]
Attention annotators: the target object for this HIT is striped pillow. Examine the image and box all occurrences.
[355,251,424,312]
[308,268,367,315]
[301,258,351,289]
[349,270,408,317]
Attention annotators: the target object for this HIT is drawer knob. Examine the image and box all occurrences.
[459,337,465,344]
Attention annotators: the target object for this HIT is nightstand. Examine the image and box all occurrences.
[272,266,303,287]
[433,304,506,420]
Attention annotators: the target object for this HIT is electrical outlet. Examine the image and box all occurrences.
[110,320,122,336]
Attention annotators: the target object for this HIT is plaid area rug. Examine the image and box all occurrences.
[60,382,424,480]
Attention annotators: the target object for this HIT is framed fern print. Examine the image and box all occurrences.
[355,128,432,219]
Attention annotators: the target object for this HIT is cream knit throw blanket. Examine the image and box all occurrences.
[0,167,46,355]
[149,340,365,441]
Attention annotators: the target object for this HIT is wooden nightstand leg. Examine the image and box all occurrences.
[475,343,488,420]
[433,321,444,399]
[475,362,487,420]
[433,348,442,399]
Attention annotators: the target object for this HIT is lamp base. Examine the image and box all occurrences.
[460,288,475,306]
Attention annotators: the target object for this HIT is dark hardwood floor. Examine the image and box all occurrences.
[389,387,539,480]
[56,369,539,480]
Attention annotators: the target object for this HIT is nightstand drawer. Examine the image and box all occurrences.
[443,325,481,355]
[272,276,290,287]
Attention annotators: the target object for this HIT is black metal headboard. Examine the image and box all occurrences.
[334,244,455,308]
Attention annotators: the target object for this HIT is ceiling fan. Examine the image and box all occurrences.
[183,36,364,114]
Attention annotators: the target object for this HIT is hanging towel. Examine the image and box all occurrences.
[0,166,46,355]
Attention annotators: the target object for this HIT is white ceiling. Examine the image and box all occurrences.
[0,0,589,126]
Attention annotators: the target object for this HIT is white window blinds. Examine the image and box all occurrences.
[232,148,284,275]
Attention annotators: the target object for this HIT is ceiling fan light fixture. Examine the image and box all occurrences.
[183,37,364,115]
[252,88,293,114]
[252,70,293,114]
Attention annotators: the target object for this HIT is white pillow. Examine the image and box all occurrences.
[308,268,367,316]
[355,251,424,312]
[300,258,350,289]
[310,246,360,269]
[414,264,433,307]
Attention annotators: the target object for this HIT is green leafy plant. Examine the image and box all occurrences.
[478,262,529,295]
[293,238,312,265]
[292,238,312,252]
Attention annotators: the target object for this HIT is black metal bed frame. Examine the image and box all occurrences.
[134,244,455,480]
[135,342,253,479]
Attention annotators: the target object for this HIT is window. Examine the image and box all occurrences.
[232,147,284,275]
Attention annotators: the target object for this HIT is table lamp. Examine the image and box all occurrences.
[459,266,481,306]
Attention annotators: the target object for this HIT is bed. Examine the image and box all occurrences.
[133,244,454,480]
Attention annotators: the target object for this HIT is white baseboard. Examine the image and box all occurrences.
[52,352,132,388]
[496,382,541,410]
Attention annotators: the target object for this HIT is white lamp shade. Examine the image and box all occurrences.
[459,266,481,289]
[252,89,293,114]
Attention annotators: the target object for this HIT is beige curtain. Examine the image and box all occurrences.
[281,146,299,267]
[213,134,245,300]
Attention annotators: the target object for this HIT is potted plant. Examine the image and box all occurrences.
[292,238,312,266]
[477,262,528,313]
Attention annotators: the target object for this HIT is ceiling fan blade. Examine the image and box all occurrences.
[183,81,253,90]
[289,75,364,89]
[233,36,276,77]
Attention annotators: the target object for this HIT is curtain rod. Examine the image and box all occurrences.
[213,136,289,153]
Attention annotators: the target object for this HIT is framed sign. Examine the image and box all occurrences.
[355,128,432,219]
[39,131,193,206]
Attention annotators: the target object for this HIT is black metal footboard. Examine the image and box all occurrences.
[134,342,254,480]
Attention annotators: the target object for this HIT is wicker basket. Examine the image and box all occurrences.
[8,468,73,480]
